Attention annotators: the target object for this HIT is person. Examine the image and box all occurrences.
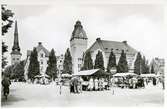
[94,78,99,91]
[78,76,83,93]
[153,77,156,86]
[70,78,74,93]
[88,77,94,91]
[2,77,11,100]
[99,78,103,91]
[73,77,79,93]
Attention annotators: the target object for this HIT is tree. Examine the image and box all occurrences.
[28,48,40,82]
[1,5,14,72]
[145,60,150,74]
[151,64,155,74]
[46,49,57,80]
[63,48,72,74]
[134,52,142,75]
[3,65,14,78]
[12,60,25,81]
[141,56,150,74]
[117,50,128,73]
[94,50,104,70]
[81,51,93,70]
[107,49,116,73]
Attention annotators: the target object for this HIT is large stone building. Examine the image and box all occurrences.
[11,21,22,65]
[24,42,49,80]
[70,21,138,74]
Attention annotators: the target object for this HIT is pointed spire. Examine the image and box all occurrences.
[11,20,21,55]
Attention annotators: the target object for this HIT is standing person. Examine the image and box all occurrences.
[73,77,79,93]
[161,76,165,90]
[78,76,83,93]
[88,77,94,91]
[94,78,99,91]
[153,77,156,86]
[2,77,11,100]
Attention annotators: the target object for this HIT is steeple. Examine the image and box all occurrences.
[70,20,87,41]
[11,21,21,54]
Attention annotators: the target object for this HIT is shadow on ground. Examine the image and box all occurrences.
[1,89,25,107]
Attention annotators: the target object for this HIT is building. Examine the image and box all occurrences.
[151,58,165,76]
[24,42,49,80]
[87,38,138,72]
[70,21,88,73]
[11,21,22,65]
[70,21,138,74]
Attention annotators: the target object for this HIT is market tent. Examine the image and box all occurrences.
[73,69,110,77]
[35,74,50,78]
[113,72,138,77]
[61,73,72,77]
[140,74,159,77]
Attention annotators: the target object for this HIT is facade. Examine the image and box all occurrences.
[11,21,22,65]
[86,38,138,72]
[24,42,49,80]
[70,21,88,73]
[151,58,165,76]
[70,21,138,74]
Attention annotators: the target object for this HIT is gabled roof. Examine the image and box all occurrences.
[87,38,137,55]
[27,42,50,57]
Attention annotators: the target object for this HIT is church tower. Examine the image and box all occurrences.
[70,20,88,74]
[11,21,22,65]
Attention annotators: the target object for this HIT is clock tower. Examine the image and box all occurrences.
[70,21,88,73]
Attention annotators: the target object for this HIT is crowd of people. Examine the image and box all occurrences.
[69,76,110,93]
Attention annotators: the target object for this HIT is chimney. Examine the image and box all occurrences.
[96,38,101,41]
[122,40,127,45]
[38,42,42,45]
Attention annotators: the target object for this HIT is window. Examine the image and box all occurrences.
[78,58,82,61]
[78,64,81,69]
[41,53,44,58]
[17,58,19,60]
[13,58,15,60]
[41,60,43,65]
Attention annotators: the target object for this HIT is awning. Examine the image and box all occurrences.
[140,74,159,77]
[61,73,72,77]
[73,69,110,76]
[113,72,138,77]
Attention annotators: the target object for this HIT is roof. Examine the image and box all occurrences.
[70,21,87,41]
[11,50,22,55]
[27,42,50,57]
[140,74,159,77]
[87,39,137,55]
[73,69,109,76]
[73,69,99,76]
[113,73,138,77]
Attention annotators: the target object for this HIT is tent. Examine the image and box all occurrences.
[35,74,50,78]
[73,69,110,77]
[140,74,159,77]
[61,73,72,78]
[113,72,138,77]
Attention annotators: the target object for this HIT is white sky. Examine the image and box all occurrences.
[2,0,167,66]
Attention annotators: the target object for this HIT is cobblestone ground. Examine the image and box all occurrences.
[1,82,164,107]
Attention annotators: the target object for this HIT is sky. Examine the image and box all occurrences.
[2,1,167,66]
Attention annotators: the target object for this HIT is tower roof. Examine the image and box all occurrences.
[70,20,87,41]
[11,20,21,55]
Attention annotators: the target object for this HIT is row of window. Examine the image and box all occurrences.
[13,58,20,61]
